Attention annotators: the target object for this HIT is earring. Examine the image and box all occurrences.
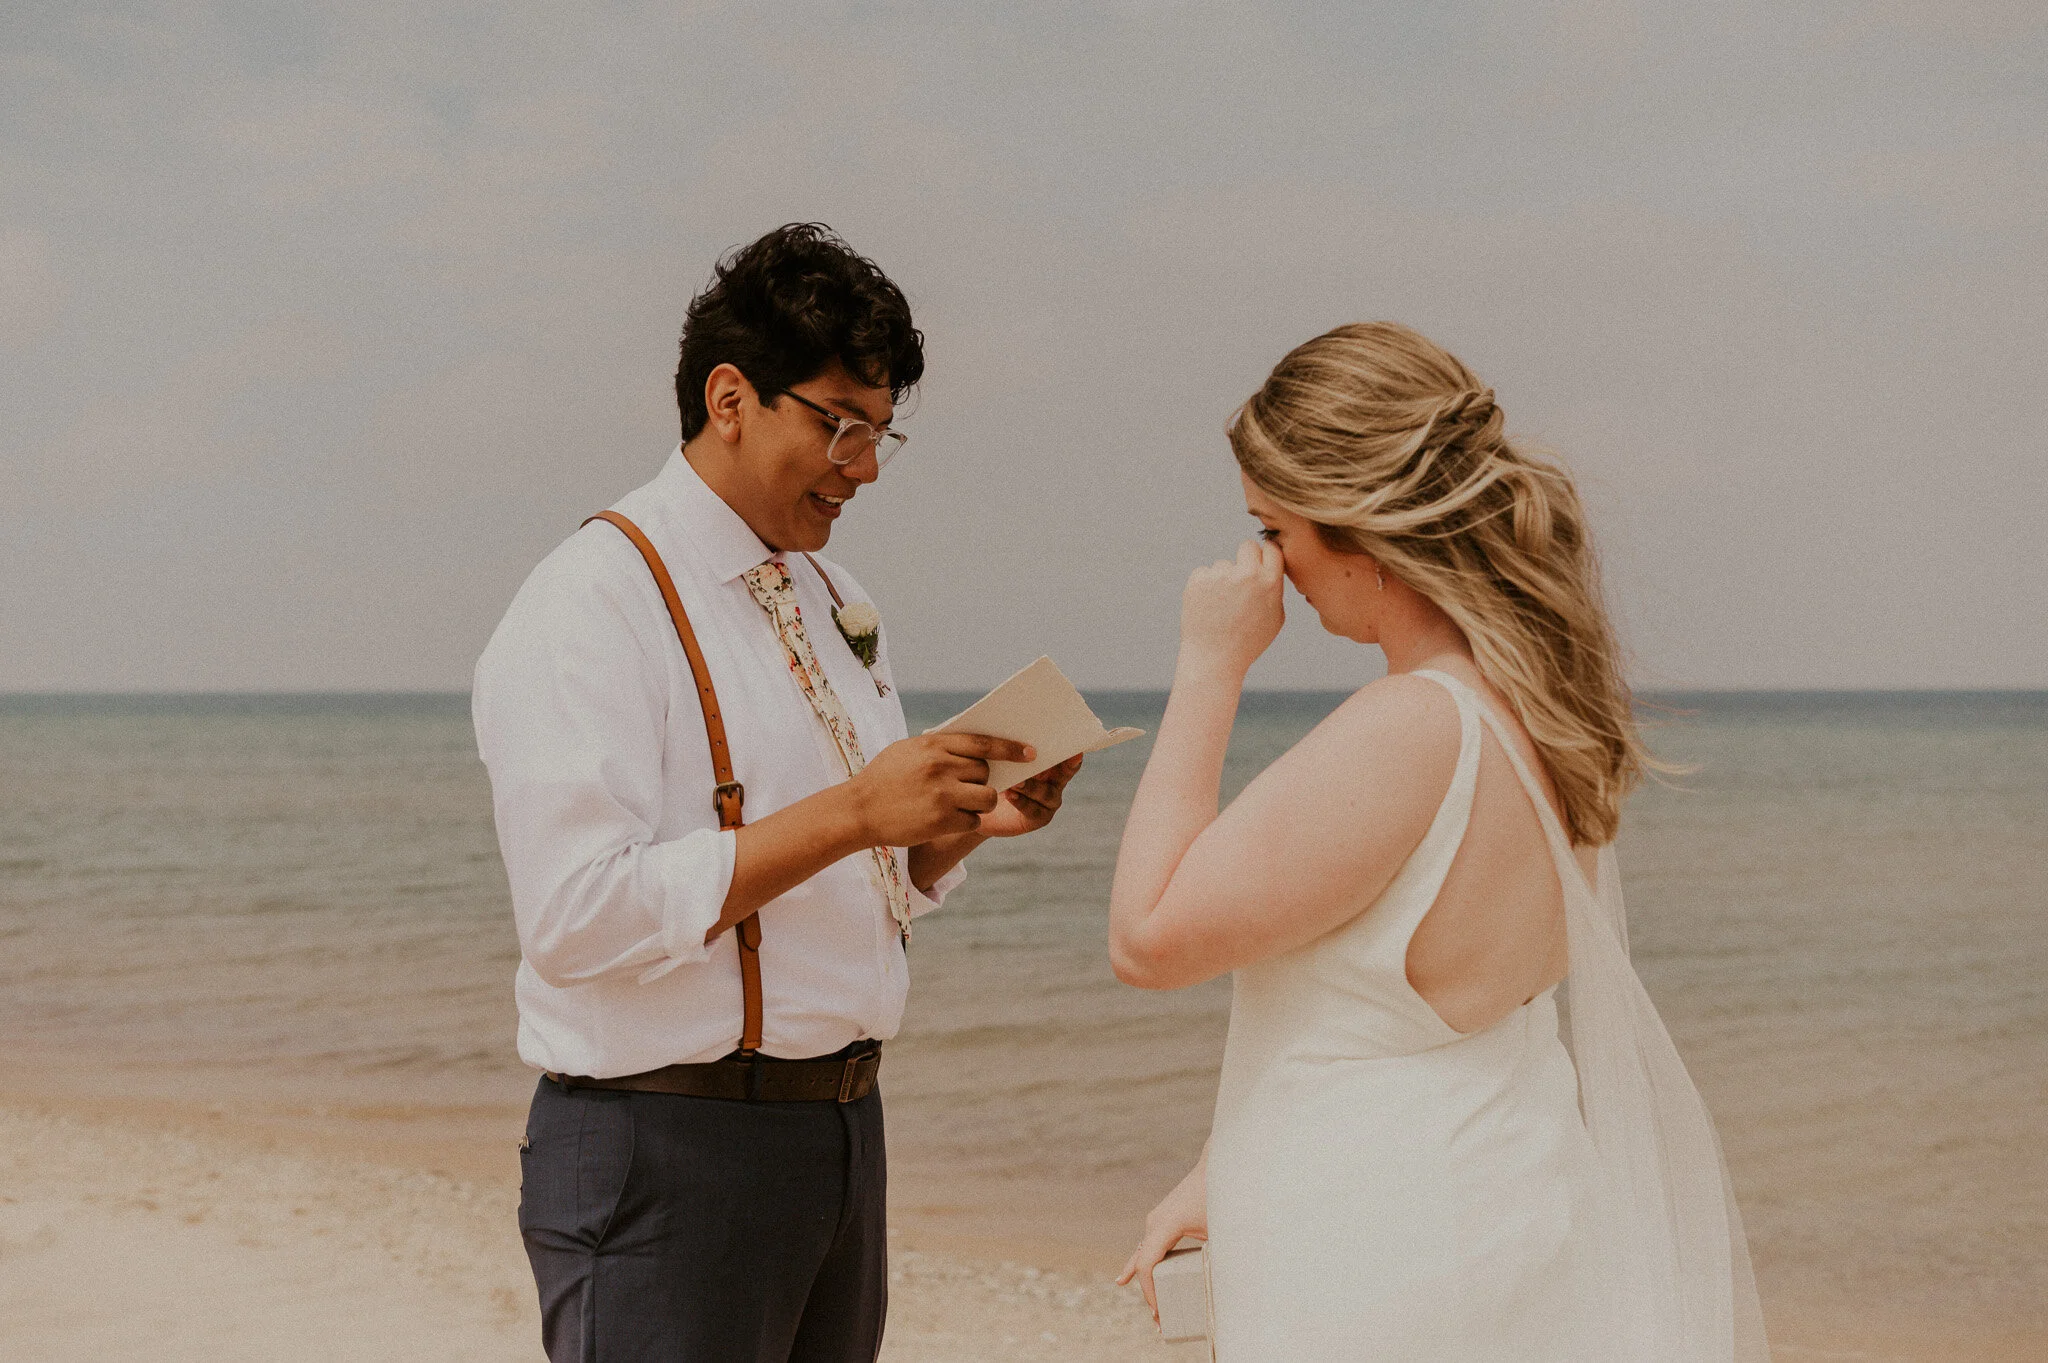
[1375,563,1386,591]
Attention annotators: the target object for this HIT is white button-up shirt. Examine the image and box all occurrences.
[473,447,961,1077]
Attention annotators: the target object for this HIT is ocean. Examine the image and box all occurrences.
[1,690,2042,1341]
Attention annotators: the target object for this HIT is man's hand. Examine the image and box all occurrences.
[977,754,1084,838]
[903,752,1085,891]
[851,732,1035,847]
[712,732,1029,942]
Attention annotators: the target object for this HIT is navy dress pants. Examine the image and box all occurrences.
[518,1073,887,1363]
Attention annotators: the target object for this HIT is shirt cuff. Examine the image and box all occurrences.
[639,827,737,981]
[909,857,966,918]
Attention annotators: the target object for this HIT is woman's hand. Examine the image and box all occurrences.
[1116,1151,1208,1321]
[976,754,1084,839]
[1180,538,1285,678]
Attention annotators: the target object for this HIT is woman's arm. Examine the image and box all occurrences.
[1108,539,1284,985]
[1108,544,1461,990]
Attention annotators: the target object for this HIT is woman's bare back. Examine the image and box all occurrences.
[1403,662,1597,1035]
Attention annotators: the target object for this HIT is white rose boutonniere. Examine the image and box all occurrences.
[832,601,889,695]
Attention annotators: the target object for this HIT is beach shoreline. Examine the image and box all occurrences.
[4,1084,2041,1362]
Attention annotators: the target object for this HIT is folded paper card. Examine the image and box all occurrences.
[925,656,1145,792]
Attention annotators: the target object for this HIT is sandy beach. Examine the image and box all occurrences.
[0,1090,1203,1363]
[6,1084,2043,1363]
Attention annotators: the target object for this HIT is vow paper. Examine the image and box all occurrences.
[925,656,1145,791]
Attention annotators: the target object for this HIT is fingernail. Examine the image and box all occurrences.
[1022,746,1036,760]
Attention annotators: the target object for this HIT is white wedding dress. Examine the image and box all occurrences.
[1205,671,1767,1362]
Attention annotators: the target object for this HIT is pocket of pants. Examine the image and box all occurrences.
[578,1095,636,1248]
[516,1086,565,1238]
[518,1084,635,1249]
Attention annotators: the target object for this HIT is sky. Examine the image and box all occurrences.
[2,1,2042,692]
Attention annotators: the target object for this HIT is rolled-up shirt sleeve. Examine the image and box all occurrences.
[474,550,730,988]
[909,859,966,916]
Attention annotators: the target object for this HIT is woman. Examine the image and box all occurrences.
[1110,323,1767,1361]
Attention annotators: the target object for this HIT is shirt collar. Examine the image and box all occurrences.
[652,445,776,584]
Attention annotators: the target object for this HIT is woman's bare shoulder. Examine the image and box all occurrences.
[1319,671,1462,751]
[1257,671,1464,801]
[1199,671,1468,950]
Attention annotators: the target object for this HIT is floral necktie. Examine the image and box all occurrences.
[741,558,913,942]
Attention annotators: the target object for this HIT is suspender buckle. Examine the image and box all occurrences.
[712,780,745,825]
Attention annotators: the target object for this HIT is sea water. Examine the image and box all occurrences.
[1,690,2042,1332]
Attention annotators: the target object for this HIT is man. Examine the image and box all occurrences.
[473,223,1082,1361]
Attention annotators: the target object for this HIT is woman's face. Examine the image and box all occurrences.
[1241,470,1383,644]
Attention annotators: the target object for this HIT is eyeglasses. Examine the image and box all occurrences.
[771,388,909,470]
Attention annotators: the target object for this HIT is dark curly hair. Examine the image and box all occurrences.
[675,223,925,440]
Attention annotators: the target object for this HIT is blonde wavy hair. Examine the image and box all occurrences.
[1229,321,1648,846]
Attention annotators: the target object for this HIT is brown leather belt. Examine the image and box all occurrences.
[548,1041,881,1103]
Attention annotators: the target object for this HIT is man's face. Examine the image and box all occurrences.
[734,360,892,553]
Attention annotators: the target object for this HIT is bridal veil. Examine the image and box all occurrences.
[1474,708,1768,1360]
[1571,842,1771,1360]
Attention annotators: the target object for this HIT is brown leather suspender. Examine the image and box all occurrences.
[801,551,847,609]
[583,511,763,1055]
